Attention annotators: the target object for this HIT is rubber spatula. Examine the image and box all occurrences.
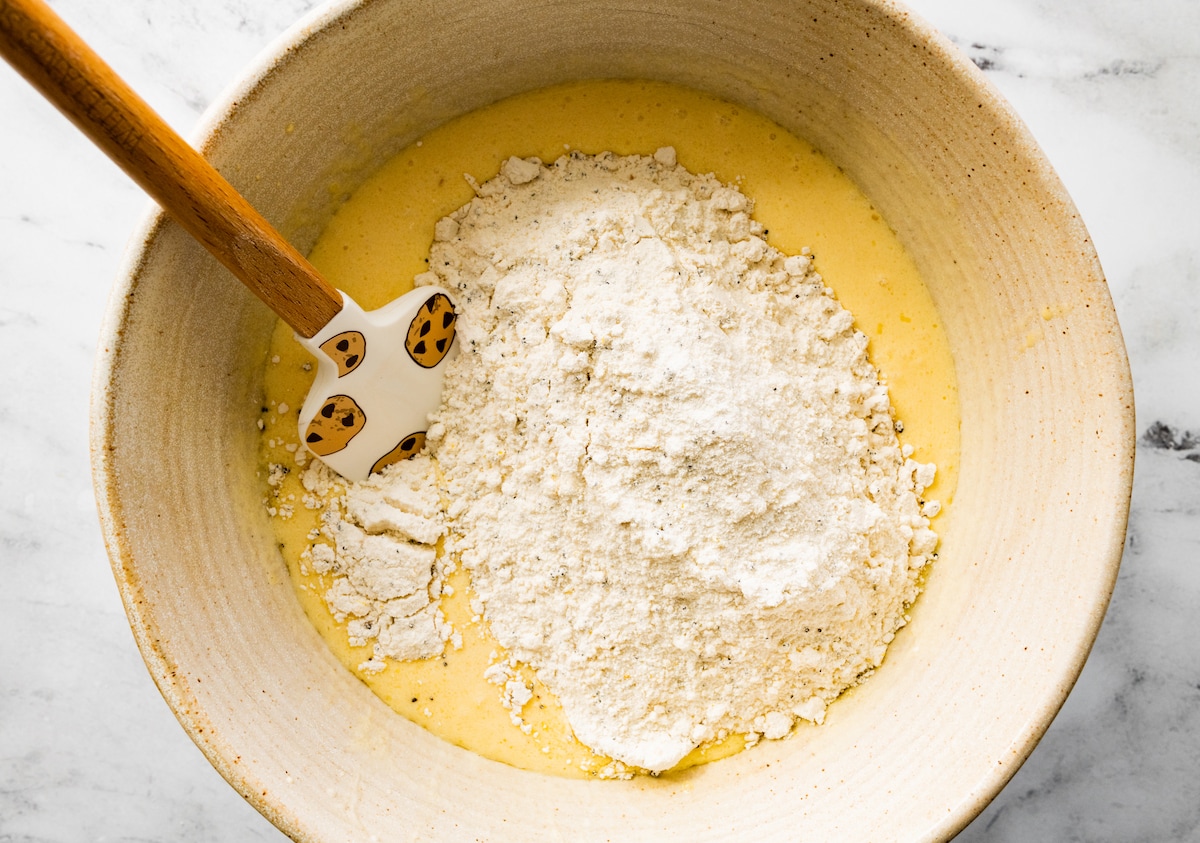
[0,0,457,481]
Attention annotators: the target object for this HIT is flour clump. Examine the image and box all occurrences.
[297,454,456,671]
[411,149,939,772]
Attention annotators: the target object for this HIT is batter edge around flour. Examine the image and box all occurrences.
[255,78,960,779]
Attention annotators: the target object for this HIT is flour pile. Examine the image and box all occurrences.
[401,149,940,772]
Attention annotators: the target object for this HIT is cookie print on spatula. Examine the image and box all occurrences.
[298,289,458,480]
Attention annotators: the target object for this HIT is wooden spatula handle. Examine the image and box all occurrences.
[0,0,342,338]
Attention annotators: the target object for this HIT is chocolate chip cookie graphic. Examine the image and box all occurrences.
[405,293,457,368]
[304,394,366,456]
[370,431,427,475]
[319,330,366,377]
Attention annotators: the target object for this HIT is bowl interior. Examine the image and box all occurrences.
[92,0,1133,840]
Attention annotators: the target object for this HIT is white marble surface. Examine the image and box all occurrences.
[1,0,1197,839]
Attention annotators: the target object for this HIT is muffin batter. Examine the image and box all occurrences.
[258,79,959,777]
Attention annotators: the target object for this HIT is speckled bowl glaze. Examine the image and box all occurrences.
[91,0,1134,840]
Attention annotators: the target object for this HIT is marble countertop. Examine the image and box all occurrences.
[1,1,1196,840]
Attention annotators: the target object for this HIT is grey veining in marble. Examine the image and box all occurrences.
[1,1,1197,840]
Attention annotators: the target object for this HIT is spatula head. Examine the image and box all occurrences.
[296,286,458,481]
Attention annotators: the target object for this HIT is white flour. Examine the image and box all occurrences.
[404,150,941,772]
[290,455,457,671]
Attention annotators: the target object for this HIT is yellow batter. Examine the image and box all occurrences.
[258,79,959,778]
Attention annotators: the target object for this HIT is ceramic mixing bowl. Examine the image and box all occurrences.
[91,0,1134,839]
